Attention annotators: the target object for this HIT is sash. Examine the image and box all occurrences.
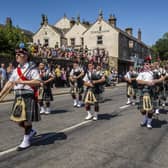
[17,67,38,100]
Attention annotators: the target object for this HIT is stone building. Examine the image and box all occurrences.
[65,15,88,49]
[33,11,150,73]
[33,14,65,48]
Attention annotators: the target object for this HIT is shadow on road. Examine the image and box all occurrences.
[159,109,168,114]
[98,113,119,120]
[100,98,112,103]
[31,132,67,146]
[50,109,69,114]
[152,119,167,128]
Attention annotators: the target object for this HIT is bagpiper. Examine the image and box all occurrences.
[124,66,138,105]
[150,62,166,115]
[38,62,55,114]
[69,62,84,107]
[83,63,105,120]
[0,43,41,150]
[136,59,164,129]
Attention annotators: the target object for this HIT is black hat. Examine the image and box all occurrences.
[15,42,29,56]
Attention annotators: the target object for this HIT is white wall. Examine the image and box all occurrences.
[54,17,71,29]
[83,20,119,58]
[65,23,87,46]
[33,25,61,48]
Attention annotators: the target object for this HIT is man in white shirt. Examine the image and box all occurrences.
[124,66,138,105]
[0,44,41,150]
[69,62,84,107]
[136,60,164,129]
[83,63,105,120]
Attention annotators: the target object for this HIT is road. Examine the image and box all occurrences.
[0,85,168,168]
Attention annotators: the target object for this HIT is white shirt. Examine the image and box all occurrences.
[124,71,137,79]
[70,67,84,76]
[9,62,41,91]
[83,71,92,83]
[136,71,153,81]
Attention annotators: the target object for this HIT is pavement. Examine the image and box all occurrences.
[1,82,168,168]
[0,82,125,103]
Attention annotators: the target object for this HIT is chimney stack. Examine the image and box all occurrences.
[138,28,141,41]
[125,28,133,36]
[70,17,76,27]
[108,14,117,27]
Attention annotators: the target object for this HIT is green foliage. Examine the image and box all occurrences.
[152,32,168,61]
[0,25,30,56]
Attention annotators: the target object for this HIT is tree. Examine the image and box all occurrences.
[152,32,168,60]
[0,25,29,56]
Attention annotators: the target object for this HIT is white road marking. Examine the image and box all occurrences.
[0,120,92,157]
[120,105,131,109]
[0,147,17,156]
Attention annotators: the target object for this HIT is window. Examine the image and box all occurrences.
[81,37,84,46]
[44,39,49,46]
[97,36,103,45]
[99,26,102,32]
[70,38,75,46]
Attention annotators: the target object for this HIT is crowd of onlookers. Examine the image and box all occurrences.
[0,42,120,91]
[0,60,119,91]
[30,43,109,68]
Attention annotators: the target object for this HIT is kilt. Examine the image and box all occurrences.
[83,88,101,104]
[138,87,154,112]
[70,86,84,95]
[11,90,41,122]
[42,87,53,101]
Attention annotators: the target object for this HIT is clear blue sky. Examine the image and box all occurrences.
[0,0,167,46]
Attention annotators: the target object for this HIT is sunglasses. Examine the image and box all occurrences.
[16,53,25,57]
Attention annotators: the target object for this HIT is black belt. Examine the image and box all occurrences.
[14,89,34,96]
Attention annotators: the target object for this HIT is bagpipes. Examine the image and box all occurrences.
[0,61,36,102]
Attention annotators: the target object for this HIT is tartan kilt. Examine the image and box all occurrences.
[70,86,84,95]
[83,88,101,103]
[42,87,53,101]
[11,93,41,122]
[138,87,154,112]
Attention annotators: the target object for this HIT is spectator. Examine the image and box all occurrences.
[0,63,7,90]
[54,65,61,87]
[6,62,14,80]
[61,67,67,87]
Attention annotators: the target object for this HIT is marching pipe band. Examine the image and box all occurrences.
[1,44,168,152]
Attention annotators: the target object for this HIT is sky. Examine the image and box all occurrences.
[0,0,168,46]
